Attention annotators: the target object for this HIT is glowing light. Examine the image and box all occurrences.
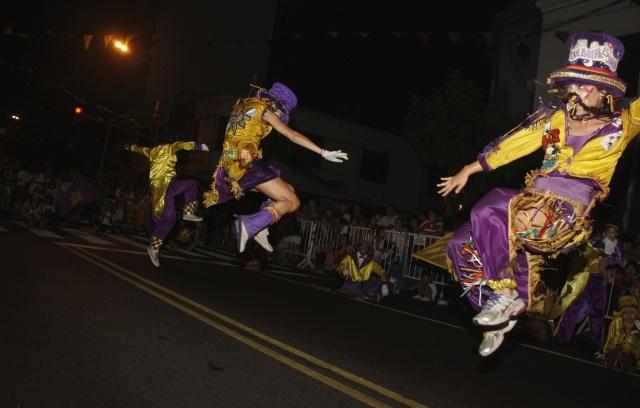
[113,39,130,54]
[10,114,21,121]
[74,106,84,115]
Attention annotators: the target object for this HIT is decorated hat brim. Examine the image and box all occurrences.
[548,67,626,98]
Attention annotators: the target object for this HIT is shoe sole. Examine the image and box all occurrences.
[254,235,273,252]
[472,302,526,327]
[147,247,160,268]
[479,320,517,357]
[236,218,249,253]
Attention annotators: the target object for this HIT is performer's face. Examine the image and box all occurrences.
[566,83,606,109]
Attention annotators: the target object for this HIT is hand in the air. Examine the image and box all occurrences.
[321,149,349,163]
[201,143,210,151]
[437,171,469,197]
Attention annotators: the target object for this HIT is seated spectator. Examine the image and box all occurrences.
[337,240,389,302]
[376,206,398,229]
[417,210,444,236]
[21,189,46,228]
[603,295,640,372]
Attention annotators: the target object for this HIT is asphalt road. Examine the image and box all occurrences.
[1,217,637,407]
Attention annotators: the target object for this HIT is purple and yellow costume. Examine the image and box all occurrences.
[203,83,298,243]
[130,141,204,248]
[337,250,388,298]
[552,242,607,347]
[446,97,639,311]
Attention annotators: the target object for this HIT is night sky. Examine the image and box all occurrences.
[1,0,523,134]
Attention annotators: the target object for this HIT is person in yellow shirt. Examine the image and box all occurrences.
[126,140,209,267]
[337,240,389,301]
[435,32,640,356]
[203,82,348,253]
[603,295,640,372]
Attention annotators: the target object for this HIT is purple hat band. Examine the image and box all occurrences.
[547,32,627,97]
[258,82,297,124]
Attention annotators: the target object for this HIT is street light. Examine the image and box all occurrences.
[10,114,20,121]
[113,39,130,54]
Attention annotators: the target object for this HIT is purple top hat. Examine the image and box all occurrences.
[547,32,627,97]
[257,82,298,124]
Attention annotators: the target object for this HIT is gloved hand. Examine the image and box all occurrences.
[201,143,210,151]
[381,284,389,297]
[341,268,349,277]
[321,149,349,163]
[124,143,131,151]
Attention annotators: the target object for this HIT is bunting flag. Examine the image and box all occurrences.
[103,34,113,48]
[1,31,498,48]
[83,34,93,51]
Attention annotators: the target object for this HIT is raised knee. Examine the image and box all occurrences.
[290,194,300,212]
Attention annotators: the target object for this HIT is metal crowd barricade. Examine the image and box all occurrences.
[204,217,451,288]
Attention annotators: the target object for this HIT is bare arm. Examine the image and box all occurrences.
[437,161,483,197]
[263,110,323,154]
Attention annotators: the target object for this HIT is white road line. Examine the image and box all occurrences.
[110,235,149,250]
[60,227,115,245]
[168,247,207,258]
[29,228,64,238]
[192,247,235,260]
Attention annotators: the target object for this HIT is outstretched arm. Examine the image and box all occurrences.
[263,110,349,163]
[125,144,151,157]
[170,141,209,154]
[437,161,483,197]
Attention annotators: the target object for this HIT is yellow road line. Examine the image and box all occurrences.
[60,245,406,408]
[64,244,427,407]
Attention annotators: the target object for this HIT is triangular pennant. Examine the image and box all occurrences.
[83,34,93,51]
[417,32,429,46]
[104,35,113,48]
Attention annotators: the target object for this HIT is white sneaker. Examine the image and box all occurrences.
[147,247,160,268]
[473,293,525,326]
[478,320,517,357]
[235,217,249,253]
[182,213,203,222]
[412,294,431,302]
[253,228,273,252]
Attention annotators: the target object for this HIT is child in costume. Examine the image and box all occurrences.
[337,240,390,301]
[603,295,640,372]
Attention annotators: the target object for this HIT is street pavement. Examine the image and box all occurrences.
[1,215,637,407]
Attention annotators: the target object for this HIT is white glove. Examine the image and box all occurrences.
[201,143,210,151]
[124,143,131,151]
[321,149,349,163]
[381,284,389,297]
[341,268,349,277]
